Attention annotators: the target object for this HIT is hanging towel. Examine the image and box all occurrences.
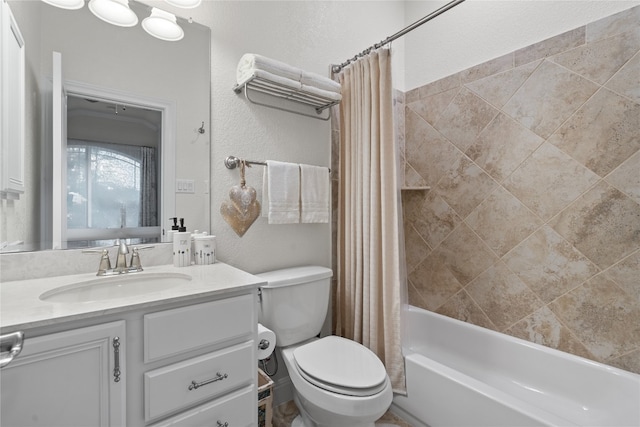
[300,164,330,223]
[262,161,300,224]
[301,71,342,94]
[237,53,303,85]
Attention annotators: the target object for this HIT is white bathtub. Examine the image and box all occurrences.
[392,306,640,427]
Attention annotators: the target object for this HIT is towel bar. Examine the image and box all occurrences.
[233,75,340,121]
[224,156,330,173]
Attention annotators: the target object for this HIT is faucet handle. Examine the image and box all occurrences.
[128,245,154,271]
[83,248,112,275]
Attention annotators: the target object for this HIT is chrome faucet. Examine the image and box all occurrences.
[83,241,152,276]
[114,239,130,273]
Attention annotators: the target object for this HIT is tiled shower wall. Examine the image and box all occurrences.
[402,6,640,374]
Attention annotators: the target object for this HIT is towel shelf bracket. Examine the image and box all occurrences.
[233,75,339,121]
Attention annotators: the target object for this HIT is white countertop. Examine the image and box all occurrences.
[0,262,265,333]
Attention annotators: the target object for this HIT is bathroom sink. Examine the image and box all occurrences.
[39,273,192,303]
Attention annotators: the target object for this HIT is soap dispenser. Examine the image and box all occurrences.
[166,217,179,242]
[173,218,191,267]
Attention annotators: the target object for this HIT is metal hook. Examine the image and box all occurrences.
[198,122,205,134]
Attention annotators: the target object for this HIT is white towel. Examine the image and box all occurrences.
[237,53,302,85]
[301,84,342,102]
[301,71,342,94]
[239,69,302,92]
[262,161,300,224]
[300,164,329,223]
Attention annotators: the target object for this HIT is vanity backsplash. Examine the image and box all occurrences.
[0,244,173,282]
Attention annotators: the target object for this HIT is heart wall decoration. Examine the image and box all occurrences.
[220,160,261,237]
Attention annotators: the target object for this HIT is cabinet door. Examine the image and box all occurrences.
[0,321,126,427]
[0,0,26,197]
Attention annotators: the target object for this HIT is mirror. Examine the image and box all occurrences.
[1,0,210,252]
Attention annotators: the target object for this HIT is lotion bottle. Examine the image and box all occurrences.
[173,218,190,267]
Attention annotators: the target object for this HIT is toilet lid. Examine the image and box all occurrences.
[293,336,388,396]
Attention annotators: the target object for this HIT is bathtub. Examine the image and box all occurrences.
[391,306,640,427]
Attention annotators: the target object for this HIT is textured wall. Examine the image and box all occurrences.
[402,6,640,374]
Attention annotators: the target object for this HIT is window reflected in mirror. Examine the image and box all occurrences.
[66,96,161,248]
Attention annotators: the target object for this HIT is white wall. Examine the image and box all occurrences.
[404,0,640,91]
[169,0,406,273]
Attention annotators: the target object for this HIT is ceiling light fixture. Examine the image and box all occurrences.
[88,0,138,27]
[142,8,184,41]
[41,0,85,10]
[164,0,201,9]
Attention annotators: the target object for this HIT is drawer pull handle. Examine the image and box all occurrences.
[217,422,229,427]
[0,331,25,369]
[113,337,121,383]
[188,372,228,390]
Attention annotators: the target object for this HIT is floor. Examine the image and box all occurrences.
[272,400,413,427]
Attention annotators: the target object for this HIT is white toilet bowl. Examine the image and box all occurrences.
[281,336,393,427]
[257,266,393,426]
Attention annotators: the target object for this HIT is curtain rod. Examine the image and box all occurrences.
[331,0,466,74]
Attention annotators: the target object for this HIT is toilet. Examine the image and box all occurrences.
[257,266,393,427]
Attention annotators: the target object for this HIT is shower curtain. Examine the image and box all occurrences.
[335,48,406,393]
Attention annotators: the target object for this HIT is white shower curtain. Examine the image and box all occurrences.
[335,48,406,393]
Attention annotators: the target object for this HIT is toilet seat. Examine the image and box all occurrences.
[292,336,388,397]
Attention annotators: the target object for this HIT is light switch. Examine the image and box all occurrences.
[176,179,195,193]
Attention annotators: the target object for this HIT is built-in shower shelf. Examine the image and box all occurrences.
[401,186,431,191]
[233,74,340,121]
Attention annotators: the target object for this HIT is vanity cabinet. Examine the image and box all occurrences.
[144,294,256,426]
[0,289,258,427]
[0,321,126,426]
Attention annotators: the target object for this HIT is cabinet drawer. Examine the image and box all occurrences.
[148,385,255,427]
[144,293,254,362]
[145,341,254,422]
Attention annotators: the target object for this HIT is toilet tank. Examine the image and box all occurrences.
[257,266,333,347]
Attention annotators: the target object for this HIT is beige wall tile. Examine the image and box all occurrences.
[409,251,463,311]
[466,112,544,182]
[436,289,496,330]
[605,51,640,103]
[460,53,514,84]
[407,87,459,127]
[405,108,462,187]
[550,29,640,85]
[438,223,498,285]
[550,181,640,269]
[404,225,431,274]
[503,226,600,303]
[407,191,461,250]
[465,60,541,108]
[466,186,542,257]
[399,6,640,375]
[506,306,595,360]
[514,27,586,66]
[503,143,600,221]
[549,274,640,360]
[608,349,640,374]
[466,261,543,331]
[602,250,640,303]
[503,60,599,138]
[587,5,640,43]
[418,72,461,98]
[605,150,640,205]
[548,88,640,177]
[434,87,499,152]
[436,155,498,218]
